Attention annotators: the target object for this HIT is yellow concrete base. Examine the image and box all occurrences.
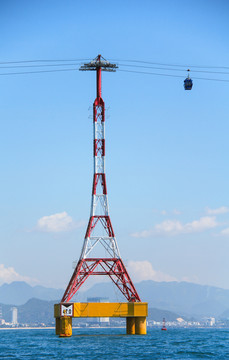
[54,302,148,318]
[54,302,148,337]
[56,317,72,337]
[126,316,147,335]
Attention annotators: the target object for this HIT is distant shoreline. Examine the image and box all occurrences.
[0,327,55,330]
[0,326,125,331]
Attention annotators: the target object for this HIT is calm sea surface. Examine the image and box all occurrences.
[0,328,229,359]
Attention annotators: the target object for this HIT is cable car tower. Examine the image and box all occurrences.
[61,55,141,303]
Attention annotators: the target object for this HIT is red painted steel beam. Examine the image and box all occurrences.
[61,258,141,303]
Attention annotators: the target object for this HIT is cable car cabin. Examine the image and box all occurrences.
[184,77,193,90]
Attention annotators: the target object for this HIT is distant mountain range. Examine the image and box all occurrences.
[137,280,229,317]
[1,280,229,318]
[0,281,63,305]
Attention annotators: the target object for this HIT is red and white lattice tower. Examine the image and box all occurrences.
[61,55,141,303]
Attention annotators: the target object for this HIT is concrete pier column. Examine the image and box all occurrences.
[55,317,61,335]
[59,317,72,337]
[126,317,136,335]
[135,317,147,335]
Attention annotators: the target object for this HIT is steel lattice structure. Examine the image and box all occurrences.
[61,55,141,303]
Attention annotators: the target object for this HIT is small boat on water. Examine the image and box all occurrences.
[161,318,167,331]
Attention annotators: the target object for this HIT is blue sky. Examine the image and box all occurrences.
[0,0,229,291]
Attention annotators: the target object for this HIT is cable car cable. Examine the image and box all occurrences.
[0,61,228,77]
[110,58,229,70]
[0,57,229,71]
[0,63,82,69]
[0,61,228,76]
[0,68,77,76]
[118,63,229,75]
[118,69,229,82]
[0,58,90,65]
[0,65,229,83]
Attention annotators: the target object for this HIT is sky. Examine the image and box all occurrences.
[0,0,229,292]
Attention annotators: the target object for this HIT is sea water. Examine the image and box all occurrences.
[0,328,229,359]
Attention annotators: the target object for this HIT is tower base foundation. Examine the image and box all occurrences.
[54,302,147,337]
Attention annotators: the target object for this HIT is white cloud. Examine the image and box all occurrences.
[131,216,218,238]
[206,206,229,215]
[0,264,37,285]
[181,275,200,284]
[155,219,183,234]
[131,229,154,238]
[36,212,84,233]
[220,228,229,236]
[127,260,177,283]
[173,209,181,215]
[184,216,218,233]
[153,209,181,216]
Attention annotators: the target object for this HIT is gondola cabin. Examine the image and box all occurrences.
[184,77,193,90]
[184,69,193,90]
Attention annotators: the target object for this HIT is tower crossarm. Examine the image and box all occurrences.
[80,55,118,72]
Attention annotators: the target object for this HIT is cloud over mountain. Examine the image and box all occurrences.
[127,260,177,282]
[0,264,36,286]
